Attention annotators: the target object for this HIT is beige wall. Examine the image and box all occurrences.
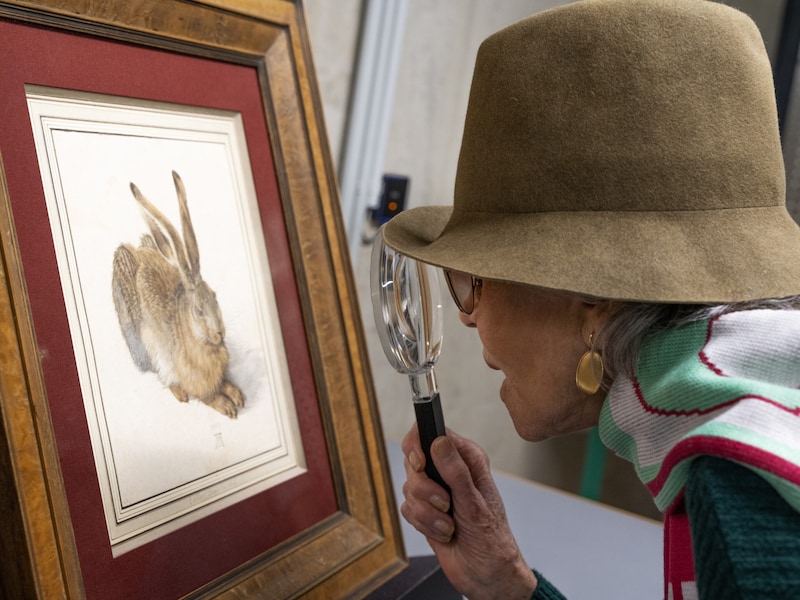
[303,0,362,164]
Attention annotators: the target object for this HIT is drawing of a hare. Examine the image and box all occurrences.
[112,170,244,418]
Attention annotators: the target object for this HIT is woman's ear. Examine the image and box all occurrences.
[580,298,622,342]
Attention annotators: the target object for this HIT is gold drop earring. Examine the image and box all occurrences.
[575,332,604,395]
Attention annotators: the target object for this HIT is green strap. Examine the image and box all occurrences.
[579,426,606,501]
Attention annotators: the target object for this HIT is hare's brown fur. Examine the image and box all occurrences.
[112,172,244,418]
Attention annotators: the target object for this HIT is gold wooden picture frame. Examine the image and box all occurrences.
[0,1,405,598]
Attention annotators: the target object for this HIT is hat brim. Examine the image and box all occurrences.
[383,206,800,303]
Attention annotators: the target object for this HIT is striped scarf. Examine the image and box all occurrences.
[599,309,800,600]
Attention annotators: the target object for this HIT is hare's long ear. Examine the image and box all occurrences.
[131,184,175,262]
[130,181,192,278]
[172,171,201,281]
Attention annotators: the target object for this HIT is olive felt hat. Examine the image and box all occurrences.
[383,0,800,303]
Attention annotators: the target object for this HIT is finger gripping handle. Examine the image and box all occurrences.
[414,393,450,494]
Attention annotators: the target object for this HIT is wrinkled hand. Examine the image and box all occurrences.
[401,427,538,600]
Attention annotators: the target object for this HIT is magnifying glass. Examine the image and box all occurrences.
[370,226,449,493]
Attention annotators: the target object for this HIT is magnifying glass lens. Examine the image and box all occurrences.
[371,230,442,378]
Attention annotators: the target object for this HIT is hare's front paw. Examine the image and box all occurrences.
[221,380,245,408]
[207,381,244,419]
[169,386,190,403]
[207,395,239,419]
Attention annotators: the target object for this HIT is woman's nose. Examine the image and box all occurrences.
[458,311,477,328]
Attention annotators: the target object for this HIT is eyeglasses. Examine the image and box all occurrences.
[443,269,482,314]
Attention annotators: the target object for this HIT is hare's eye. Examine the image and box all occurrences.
[197,308,205,317]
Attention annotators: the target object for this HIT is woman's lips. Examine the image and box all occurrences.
[483,351,501,371]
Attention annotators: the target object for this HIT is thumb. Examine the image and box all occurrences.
[449,431,500,500]
[431,435,503,525]
[431,436,476,495]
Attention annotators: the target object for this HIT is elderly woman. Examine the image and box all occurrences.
[381,0,800,598]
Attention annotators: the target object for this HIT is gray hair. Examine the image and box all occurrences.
[597,295,800,384]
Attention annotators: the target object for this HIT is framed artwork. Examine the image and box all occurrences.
[0,1,405,598]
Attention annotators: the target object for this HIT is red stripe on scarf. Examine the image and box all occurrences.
[646,436,800,507]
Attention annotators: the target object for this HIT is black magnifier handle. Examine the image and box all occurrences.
[413,393,451,504]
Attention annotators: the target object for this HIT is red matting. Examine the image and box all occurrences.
[0,18,337,600]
